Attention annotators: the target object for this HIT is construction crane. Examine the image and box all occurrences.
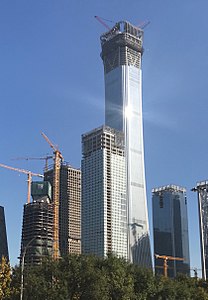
[0,163,43,204]
[155,254,184,277]
[41,132,63,260]
[137,20,150,30]
[94,16,111,30]
[12,155,53,172]
[95,16,150,32]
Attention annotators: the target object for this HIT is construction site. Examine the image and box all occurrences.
[0,132,81,264]
[0,14,202,281]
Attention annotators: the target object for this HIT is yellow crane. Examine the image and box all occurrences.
[12,155,53,172]
[0,163,43,204]
[155,254,184,277]
[41,132,63,260]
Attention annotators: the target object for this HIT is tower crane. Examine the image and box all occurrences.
[137,20,150,30]
[95,16,150,32]
[41,132,63,260]
[155,254,184,277]
[0,163,43,204]
[12,155,53,172]
[94,16,111,30]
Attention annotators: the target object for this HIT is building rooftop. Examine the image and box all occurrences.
[152,184,186,194]
[196,180,208,187]
[82,125,123,139]
[100,21,143,45]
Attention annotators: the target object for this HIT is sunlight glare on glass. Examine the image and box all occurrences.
[125,105,132,119]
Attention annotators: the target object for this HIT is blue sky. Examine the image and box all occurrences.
[0,0,207,274]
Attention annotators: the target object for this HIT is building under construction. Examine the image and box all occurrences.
[81,126,127,259]
[192,181,208,280]
[44,163,81,256]
[20,181,53,265]
[100,20,152,267]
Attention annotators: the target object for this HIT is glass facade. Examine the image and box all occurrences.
[193,181,208,280]
[101,21,152,267]
[152,185,190,277]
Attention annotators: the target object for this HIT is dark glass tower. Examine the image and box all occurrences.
[152,185,190,277]
[100,21,151,267]
[0,206,9,260]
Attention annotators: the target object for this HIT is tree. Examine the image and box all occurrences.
[22,259,68,300]
[101,253,135,300]
[131,266,156,299]
[0,256,13,300]
[7,254,208,300]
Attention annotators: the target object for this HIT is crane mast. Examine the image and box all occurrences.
[41,132,63,260]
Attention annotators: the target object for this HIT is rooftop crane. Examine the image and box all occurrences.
[0,163,43,204]
[12,155,53,172]
[155,254,184,277]
[137,20,150,30]
[41,132,63,260]
[95,16,150,32]
[94,16,111,30]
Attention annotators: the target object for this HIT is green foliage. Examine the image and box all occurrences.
[0,256,17,300]
[6,255,208,300]
[101,253,134,299]
[0,256,10,299]
[131,265,155,299]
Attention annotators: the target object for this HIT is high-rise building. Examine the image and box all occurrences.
[192,181,208,280]
[0,206,9,260]
[20,181,53,265]
[100,21,151,266]
[81,126,127,258]
[152,185,190,277]
[44,163,81,256]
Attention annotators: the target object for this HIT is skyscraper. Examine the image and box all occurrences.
[81,126,127,258]
[0,206,9,260]
[100,21,151,266]
[152,185,190,277]
[20,181,53,265]
[44,163,81,256]
[192,181,208,280]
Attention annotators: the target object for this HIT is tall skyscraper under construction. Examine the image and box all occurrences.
[20,181,53,265]
[152,185,190,277]
[44,163,81,256]
[100,21,151,266]
[82,126,127,258]
[0,206,9,260]
[192,181,208,280]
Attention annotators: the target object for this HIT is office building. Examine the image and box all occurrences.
[192,181,208,280]
[82,126,127,259]
[20,181,53,265]
[100,21,151,266]
[152,185,190,277]
[44,163,81,256]
[0,206,9,260]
